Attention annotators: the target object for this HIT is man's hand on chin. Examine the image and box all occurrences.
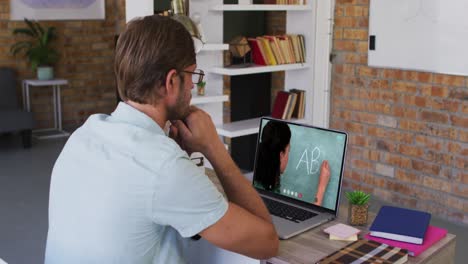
[169,107,222,157]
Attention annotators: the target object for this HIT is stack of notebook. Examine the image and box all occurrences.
[366,206,447,257]
[323,223,360,241]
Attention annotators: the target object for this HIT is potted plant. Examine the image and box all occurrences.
[346,190,370,226]
[197,80,206,96]
[10,18,59,80]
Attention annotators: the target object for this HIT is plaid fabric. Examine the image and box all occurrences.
[317,239,408,264]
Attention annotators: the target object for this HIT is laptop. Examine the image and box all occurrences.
[252,117,348,239]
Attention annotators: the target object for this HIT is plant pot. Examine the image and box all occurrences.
[197,85,205,96]
[348,203,368,226]
[37,66,54,80]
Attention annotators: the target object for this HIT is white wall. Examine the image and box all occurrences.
[126,0,154,22]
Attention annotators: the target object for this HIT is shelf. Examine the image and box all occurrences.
[217,117,307,138]
[208,63,309,76]
[200,43,229,51]
[191,91,228,105]
[211,4,312,11]
[216,118,261,138]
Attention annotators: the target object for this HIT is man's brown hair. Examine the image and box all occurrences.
[115,15,196,104]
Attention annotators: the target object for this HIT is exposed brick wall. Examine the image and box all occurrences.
[0,0,126,131]
[331,0,468,224]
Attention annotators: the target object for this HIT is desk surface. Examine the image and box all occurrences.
[205,169,456,264]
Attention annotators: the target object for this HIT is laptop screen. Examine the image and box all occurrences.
[253,117,347,212]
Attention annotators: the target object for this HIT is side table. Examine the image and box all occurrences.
[22,79,70,139]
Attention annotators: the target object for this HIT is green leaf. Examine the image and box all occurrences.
[11,18,59,70]
[12,28,35,37]
[345,190,370,205]
[10,41,32,55]
[35,19,45,36]
[24,18,39,38]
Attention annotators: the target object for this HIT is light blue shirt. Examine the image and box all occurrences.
[45,102,228,264]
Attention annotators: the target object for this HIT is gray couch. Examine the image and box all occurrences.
[0,68,34,148]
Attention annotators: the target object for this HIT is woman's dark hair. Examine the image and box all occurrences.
[255,120,291,191]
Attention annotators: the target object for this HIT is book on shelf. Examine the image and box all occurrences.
[365,225,448,257]
[263,35,285,65]
[278,35,294,64]
[247,38,267,66]
[289,89,305,119]
[271,91,290,119]
[283,92,297,120]
[286,35,297,63]
[280,92,292,119]
[369,206,431,245]
[248,34,305,66]
[317,239,408,264]
[271,89,305,120]
[268,0,306,4]
[257,37,277,65]
[298,34,306,62]
[291,35,301,63]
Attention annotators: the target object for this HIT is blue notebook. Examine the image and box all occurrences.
[369,206,431,245]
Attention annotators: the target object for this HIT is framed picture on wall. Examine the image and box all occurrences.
[10,0,105,20]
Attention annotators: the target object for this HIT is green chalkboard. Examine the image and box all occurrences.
[255,119,347,211]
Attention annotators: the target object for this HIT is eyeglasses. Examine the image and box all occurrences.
[182,69,205,85]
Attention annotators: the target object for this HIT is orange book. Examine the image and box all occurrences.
[286,35,297,63]
[264,35,285,64]
[278,36,294,63]
[291,35,301,63]
[257,37,277,65]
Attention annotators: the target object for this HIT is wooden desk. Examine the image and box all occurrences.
[205,170,456,264]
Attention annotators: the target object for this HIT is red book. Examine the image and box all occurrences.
[271,91,290,119]
[365,225,447,257]
[248,38,267,66]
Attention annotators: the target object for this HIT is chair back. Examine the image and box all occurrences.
[0,68,18,108]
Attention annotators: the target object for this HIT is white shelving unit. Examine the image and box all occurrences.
[191,90,228,105]
[211,4,312,11]
[208,63,310,76]
[217,117,307,138]
[188,0,225,125]
[200,43,229,51]
[216,118,261,138]
[209,1,334,139]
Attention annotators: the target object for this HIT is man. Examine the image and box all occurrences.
[45,15,278,263]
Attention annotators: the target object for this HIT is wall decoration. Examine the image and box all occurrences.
[10,0,105,20]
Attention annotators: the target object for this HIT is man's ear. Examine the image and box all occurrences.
[164,69,179,96]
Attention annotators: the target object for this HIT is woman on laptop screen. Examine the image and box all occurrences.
[255,120,330,206]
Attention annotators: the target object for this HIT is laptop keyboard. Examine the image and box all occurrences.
[262,197,317,223]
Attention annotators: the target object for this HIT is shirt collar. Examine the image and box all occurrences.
[111,102,165,135]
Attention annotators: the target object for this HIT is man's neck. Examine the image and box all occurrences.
[126,100,167,129]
